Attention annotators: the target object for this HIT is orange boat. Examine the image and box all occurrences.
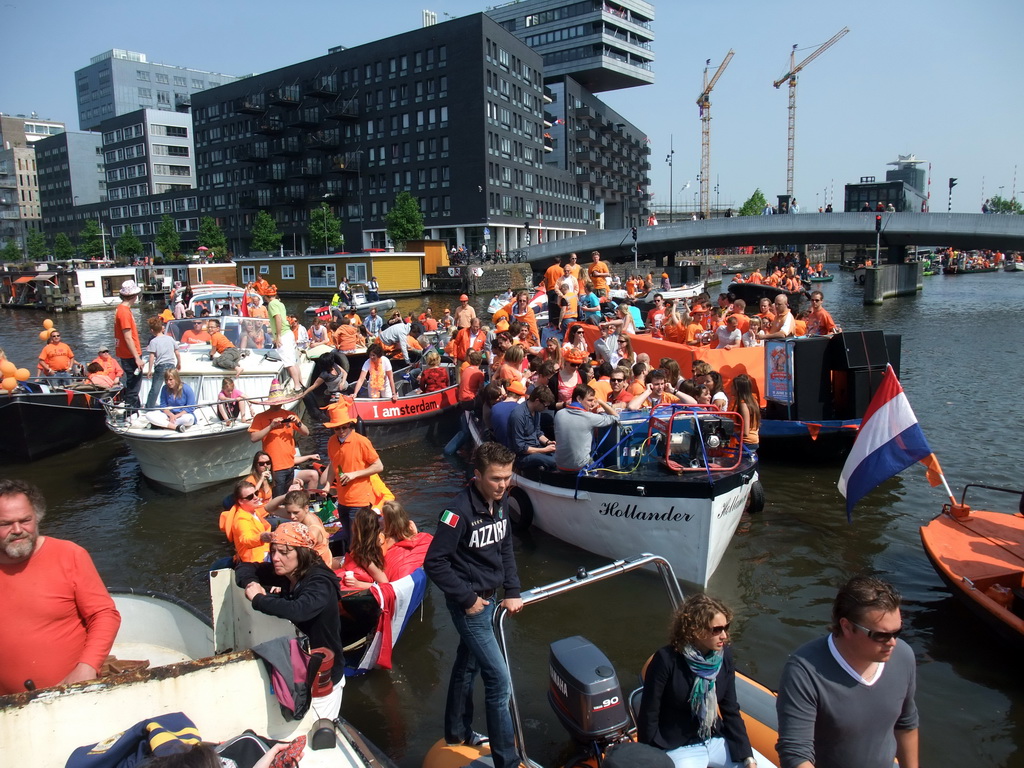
[919,484,1024,648]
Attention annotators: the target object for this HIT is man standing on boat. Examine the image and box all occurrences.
[425,442,523,767]
[266,286,303,392]
[776,575,919,768]
[0,479,121,695]
[114,280,145,415]
[249,382,311,496]
[453,293,477,330]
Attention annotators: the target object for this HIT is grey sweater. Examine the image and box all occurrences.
[776,635,918,768]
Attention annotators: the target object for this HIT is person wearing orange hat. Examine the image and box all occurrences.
[319,398,384,553]
[235,520,345,711]
[453,294,476,330]
[249,381,309,496]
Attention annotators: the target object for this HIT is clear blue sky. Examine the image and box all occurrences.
[2,0,1020,214]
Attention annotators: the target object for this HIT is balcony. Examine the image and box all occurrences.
[267,85,301,106]
[236,94,266,113]
[327,152,363,173]
[304,128,342,151]
[270,137,304,156]
[286,107,320,128]
[305,74,338,99]
[270,192,306,207]
[237,194,260,208]
[323,99,359,121]
[255,166,288,184]
[308,182,346,201]
[254,117,285,135]
[289,159,323,178]
[175,94,192,109]
[234,144,269,162]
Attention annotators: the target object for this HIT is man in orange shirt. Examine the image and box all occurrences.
[0,479,121,695]
[627,369,683,410]
[37,330,76,386]
[747,267,763,284]
[805,291,840,336]
[728,298,751,334]
[563,252,583,288]
[320,399,384,554]
[449,317,487,363]
[249,381,310,495]
[542,255,565,329]
[91,346,124,380]
[114,279,145,411]
[181,320,212,344]
[587,251,611,297]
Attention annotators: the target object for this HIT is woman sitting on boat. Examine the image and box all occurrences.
[564,323,589,355]
[638,593,769,768]
[144,369,197,432]
[496,344,527,389]
[418,350,450,393]
[220,479,271,564]
[86,362,118,389]
[336,507,389,591]
[539,336,562,366]
[245,451,276,504]
[240,320,269,350]
[349,343,398,401]
[303,347,350,421]
[730,374,760,456]
[236,522,345,694]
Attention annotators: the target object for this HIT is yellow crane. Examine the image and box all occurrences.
[697,49,734,219]
[773,27,849,200]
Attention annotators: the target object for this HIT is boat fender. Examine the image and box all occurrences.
[746,480,765,515]
[508,486,534,533]
[309,719,336,750]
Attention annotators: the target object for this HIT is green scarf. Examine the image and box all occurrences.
[681,644,723,741]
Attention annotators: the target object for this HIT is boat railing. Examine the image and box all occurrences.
[101,390,301,433]
[492,554,683,767]
[951,483,1024,517]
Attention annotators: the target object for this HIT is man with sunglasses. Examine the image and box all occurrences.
[776,575,919,768]
[37,330,76,387]
[804,291,841,337]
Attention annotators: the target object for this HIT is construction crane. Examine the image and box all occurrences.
[773,27,849,200]
[697,49,734,219]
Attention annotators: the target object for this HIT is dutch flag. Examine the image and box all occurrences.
[837,364,943,519]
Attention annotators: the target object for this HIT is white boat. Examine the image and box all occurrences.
[304,284,396,317]
[104,316,313,492]
[187,283,253,316]
[0,575,398,767]
[464,405,762,586]
[610,281,706,307]
[1004,259,1024,272]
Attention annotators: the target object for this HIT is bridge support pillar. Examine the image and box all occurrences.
[885,244,908,264]
[863,262,923,305]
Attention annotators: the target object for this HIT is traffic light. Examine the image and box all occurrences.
[948,177,957,191]
[630,226,638,241]
[875,215,882,232]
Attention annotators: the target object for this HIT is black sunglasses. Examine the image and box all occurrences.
[239,492,258,501]
[851,621,903,643]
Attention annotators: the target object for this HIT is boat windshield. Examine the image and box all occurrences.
[166,316,272,349]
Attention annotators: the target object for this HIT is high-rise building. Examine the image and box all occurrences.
[35,131,107,243]
[0,113,66,148]
[74,49,246,131]
[486,0,655,92]
[0,114,66,250]
[188,13,600,256]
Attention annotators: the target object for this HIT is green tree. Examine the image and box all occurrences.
[117,230,144,262]
[197,216,228,256]
[385,191,424,249]
[26,229,48,261]
[250,210,283,252]
[2,238,23,262]
[53,232,75,260]
[79,219,106,260]
[738,188,769,217]
[155,215,180,260]
[987,194,1021,214]
[308,203,343,254]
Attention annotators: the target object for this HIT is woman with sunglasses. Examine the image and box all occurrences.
[220,479,271,564]
[638,593,767,768]
[244,451,275,504]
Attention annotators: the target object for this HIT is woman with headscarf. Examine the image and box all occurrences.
[638,593,769,768]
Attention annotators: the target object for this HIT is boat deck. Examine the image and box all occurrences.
[925,510,1024,582]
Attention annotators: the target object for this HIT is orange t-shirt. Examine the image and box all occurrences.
[114,302,140,359]
[334,324,361,351]
[729,313,750,334]
[589,378,612,402]
[39,342,74,372]
[458,366,484,402]
[248,407,300,470]
[181,330,212,344]
[685,322,705,344]
[588,262,610,291]
[543,264,564,291]
[327,431,381,506]
[211,332,234,354]
[663,323,689,345]
[0,538,121,694]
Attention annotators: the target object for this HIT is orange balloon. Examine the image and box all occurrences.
[43,319,54,329]
[1,377,16,392]
[39,330,51,341]
[15,368,30,381]
[0,361,14,377]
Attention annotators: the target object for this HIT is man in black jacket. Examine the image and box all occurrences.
[424,442,523,767]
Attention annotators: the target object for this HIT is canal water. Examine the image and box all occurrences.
[1,271,1022,767]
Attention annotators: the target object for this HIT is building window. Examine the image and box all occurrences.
[137,70,150,81]
[308,264,337,288]
[346,263,367,283]
[281,265,295,280]
[174,76,187,87]
[241,266,256,282]
[191,79,205,89]
[138,88,152,99]
[155,73,169,84]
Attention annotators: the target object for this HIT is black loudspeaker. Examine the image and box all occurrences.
[830,330,889,370]
[833,368,886,420]
[765,337,833,421]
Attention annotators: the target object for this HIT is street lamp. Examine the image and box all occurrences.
[665,135,674,224]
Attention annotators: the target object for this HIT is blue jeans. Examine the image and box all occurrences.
[146,363,175,410]
[444,599,518,768]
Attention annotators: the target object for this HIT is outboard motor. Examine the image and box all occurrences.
[548,636,631,747]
